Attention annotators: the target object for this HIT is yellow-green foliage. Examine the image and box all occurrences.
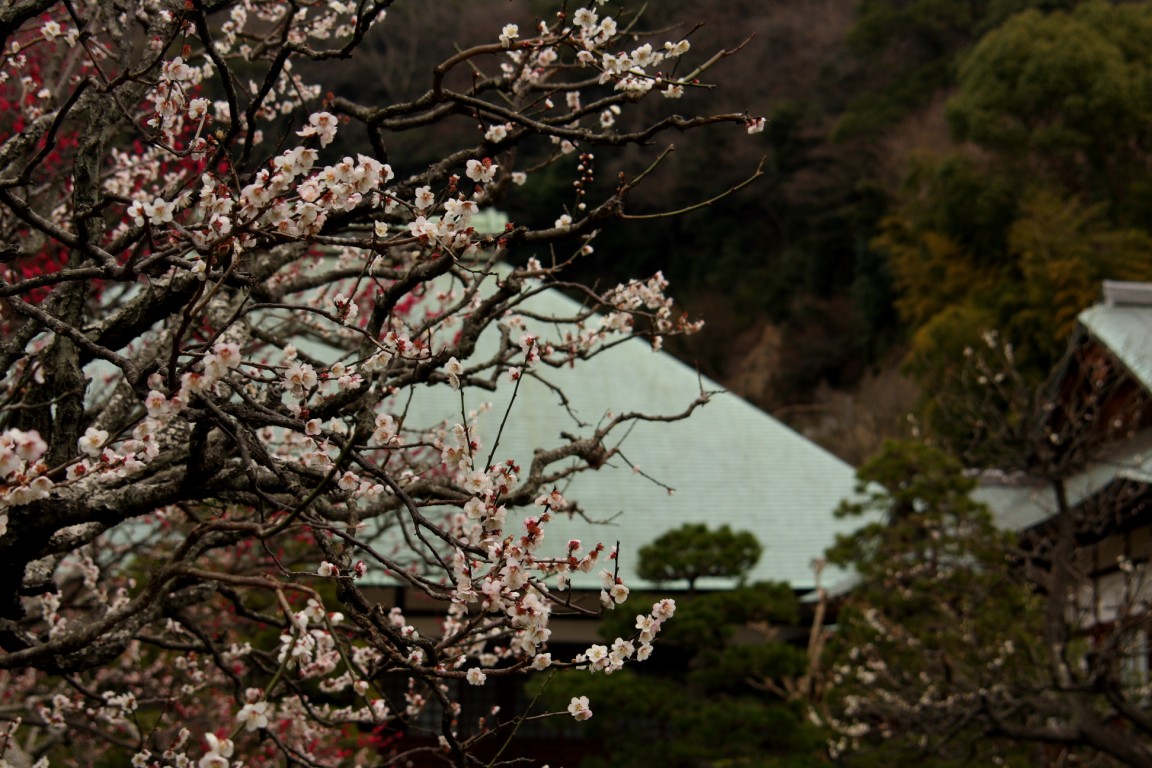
[1009,189,1152,342]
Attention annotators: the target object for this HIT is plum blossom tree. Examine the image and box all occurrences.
[0,2,765,766]
[822,440,1046,766]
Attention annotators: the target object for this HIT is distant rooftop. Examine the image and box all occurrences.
[1081,281,1152,393]
[980,281,1152,531]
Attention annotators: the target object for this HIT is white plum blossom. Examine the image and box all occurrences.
[465,158,498,184]
[143,197,175,225]
[78,428,108,458]
[444,357,464,389]
[414,185,435,210]
[574,8,598,27]
[653,598,677,620]
[568,695,593,721]
[408,215,436,239]
[198,733,234,768]
[188,97,210,119]
[283,362,318,396]
[499,23,519,47]
[609,582,630,604]
[484,123,509,143]
[236,701,271,731]
[297,111,339,147]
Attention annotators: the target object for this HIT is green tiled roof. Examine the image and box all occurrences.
[1080,303,1152,393]
[354,270,868,592]
[978,284,1152,531]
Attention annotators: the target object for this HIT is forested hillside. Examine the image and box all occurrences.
[314,0,1152,462]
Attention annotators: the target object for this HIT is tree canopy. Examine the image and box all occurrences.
[948,1,1152,211]
[636,523,764,591]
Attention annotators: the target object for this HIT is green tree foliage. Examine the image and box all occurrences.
[827,440,1017,574]
[636,523,763,592]
[1008,190,1152,342]
[835,0,1071,140]
[948,1,1152,213]
[541,667,825,768]
[870,155,1024,391]
[538,528,825,768]
[823,441,1047,765]
[879,161,1152,356]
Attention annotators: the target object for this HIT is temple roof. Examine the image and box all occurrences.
[355,268,868,593]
